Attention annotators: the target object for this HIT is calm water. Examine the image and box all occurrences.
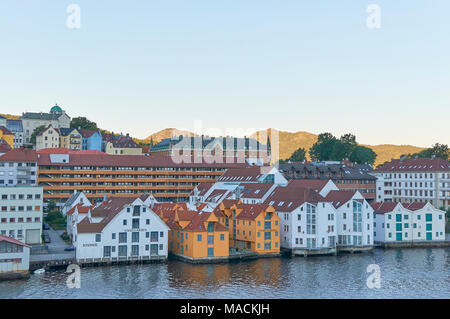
[1,248,449,299]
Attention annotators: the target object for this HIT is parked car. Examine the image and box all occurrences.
[44,234,51,243]
[43,223,50,230]
[64,246,75,251]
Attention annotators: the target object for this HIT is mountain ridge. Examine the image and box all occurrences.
[143,128,426,166]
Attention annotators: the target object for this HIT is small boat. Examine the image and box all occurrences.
[34,268,46,274]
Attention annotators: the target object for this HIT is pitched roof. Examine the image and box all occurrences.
[59,127,78,137]
[182,211,228,232]
[371,201,399,214]
[401,202,427,211]
[80,129,99,138]
[0,139,12,153]
[36,148,105,155]
[0,235,31,248]
[264,185,323,212]
[323,190,357,208]
[194,182,214,196]
[0,148,38,162]
[0,126,13,135]
[36,152,247,168]
[235,203,271,220]
[217,166,268,182]
[286,179,330,191]
[238,182,274,199]
[376,158,450,172]
[77,197,137,233]
[21,112,66,120]
[36,125,58,137]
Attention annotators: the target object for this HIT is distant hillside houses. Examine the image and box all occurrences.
[21,104,70,146]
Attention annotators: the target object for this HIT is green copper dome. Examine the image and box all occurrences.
[50,104,63,114]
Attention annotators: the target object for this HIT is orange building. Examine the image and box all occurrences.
[215,200,280,254]
[156,206,229,261]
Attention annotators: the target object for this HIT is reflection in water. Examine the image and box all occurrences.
[0,248,449,299]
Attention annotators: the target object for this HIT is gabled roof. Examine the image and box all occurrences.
[182,211,228,232]
[401,202,427,211]
[323,190,357,208]
[59,127,79,137]
[36,125,58,137]
[193,182,214,196]
[0,235,31,248]
[235,203,272,220]
[217,166,272,182]
[264,185,323,212]
[77,197,138,233]
[371,202,400,214]
[238,182,274,199]
[80,129,100,138]
[376,158,450,172]
[287,179,330,191]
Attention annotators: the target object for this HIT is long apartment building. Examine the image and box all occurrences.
[372,157,450,208]
[33,150,247,205]
[279,162,376,202]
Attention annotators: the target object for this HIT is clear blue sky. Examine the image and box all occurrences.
[0,1,449,146]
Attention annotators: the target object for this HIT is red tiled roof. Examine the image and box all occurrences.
[183,211,228,232]
[376,158,450,172]
[371,202,399,214]
[0,139,12,153]
[36,148,105,155]
[0,235,31,248]
[401,202,427,211]
[205,189,228,202]
[80,129,99,138]
[217,166,271,182]
[323,190,357,208]
[0,148,38,162]
[239,182,274,199]
[264,184,323,212]
[235,203,271,220]
[36,152,248,168]
[77,197,137,233]
[194,182,214,196]
[287,179,330,191]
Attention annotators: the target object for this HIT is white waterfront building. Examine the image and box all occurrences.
[324,190,374,250]
[263,179,374,255]
[73,196,169,263]
[372,201,446,243]
[0,235,31,280]
[0,186,43,244]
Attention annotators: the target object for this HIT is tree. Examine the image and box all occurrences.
[349,146,377,165]
[30,125,46,145]
[331,133,358,161]
[288,148,307,162]
[309,133,338,161]
[407,143,449,161]
[70,117,98,130]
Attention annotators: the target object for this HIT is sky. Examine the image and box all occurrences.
[0,1,449,146]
